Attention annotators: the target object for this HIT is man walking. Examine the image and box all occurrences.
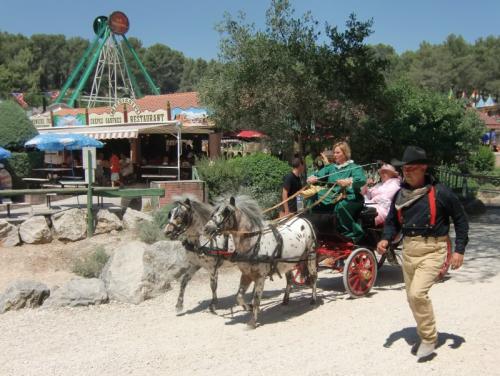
[377,146,469,360]
[281,157,304,216]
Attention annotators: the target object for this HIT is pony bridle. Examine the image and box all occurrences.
[167,204,193,238]
[208,205,235,235]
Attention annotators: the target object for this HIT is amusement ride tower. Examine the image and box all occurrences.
[54,11,159,108]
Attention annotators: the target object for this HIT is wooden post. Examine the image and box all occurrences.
[87,149,94,237]
[50,111,54,127]
[85,108,89,125]
[123,103,128,123]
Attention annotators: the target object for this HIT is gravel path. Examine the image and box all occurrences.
[1,216,499,376]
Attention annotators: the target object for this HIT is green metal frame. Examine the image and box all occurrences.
[55,26,106,104]
[123,35,160,95]
[111,34,143,98]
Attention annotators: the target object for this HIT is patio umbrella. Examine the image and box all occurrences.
[24,133,104,151]
[0,146,12,160]
[236,130,265,139]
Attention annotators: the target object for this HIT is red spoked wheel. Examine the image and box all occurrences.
[291,263,307,286]
[342,248,378,298]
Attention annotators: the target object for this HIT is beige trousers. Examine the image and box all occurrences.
[402,236,448,344]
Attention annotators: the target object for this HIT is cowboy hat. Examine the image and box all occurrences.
[378,163,398,176]
[391,146,429,166]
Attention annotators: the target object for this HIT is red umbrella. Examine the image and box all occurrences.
[236,130,265,139]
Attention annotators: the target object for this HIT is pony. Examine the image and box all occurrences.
[204,195,317,329]
[164,195,231,313]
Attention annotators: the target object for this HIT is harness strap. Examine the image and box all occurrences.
[268,224,284,281]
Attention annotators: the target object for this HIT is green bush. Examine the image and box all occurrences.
[137,204,172,244]
[72,246,110,278]
[195,157,244,201]
[196,153,290,216]
[0,101,38,150]
[468,146,495,172]
[5,151,44,188]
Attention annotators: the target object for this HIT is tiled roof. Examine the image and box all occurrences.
[51,92,201,116]
[478,111,500,129]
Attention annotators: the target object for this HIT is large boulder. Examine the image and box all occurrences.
[19,216,52,244]
[43,278,108,308]
[101,240,190,304]
[0,280,50,313]
[122,208,152,231]
[95,209,122,235]
[0,219,20,247]
[52,208,86,241]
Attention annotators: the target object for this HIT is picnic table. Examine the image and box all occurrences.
[141,165,178,183]
[22,177,50,188]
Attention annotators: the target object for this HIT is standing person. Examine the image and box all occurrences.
[361,163,401,226]
[110,153,121,187]
[281,157,304,216]
[307,141,366,242]
[377,146,469,360]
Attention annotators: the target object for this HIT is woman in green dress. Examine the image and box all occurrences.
[307,141,366,243]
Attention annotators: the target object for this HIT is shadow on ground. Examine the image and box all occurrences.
[383,326,465,362]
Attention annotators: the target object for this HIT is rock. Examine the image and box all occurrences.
[0,219,20,247]
[0,280,50,313]
[43,278,108,307]
[19,216,52,244]
[122,208,152,231]
[95,209,122,234]
[52,208,86,241]
[101,240,189,304]
[121,196,142,211]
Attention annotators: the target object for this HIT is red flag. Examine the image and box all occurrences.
[11,92,28,108]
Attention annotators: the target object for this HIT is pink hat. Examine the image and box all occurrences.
[378,163,398,176]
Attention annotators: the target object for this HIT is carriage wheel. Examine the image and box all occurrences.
[291,263,307,286]
[343,248,378,298]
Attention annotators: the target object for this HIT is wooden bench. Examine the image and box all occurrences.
[0,199,30,217]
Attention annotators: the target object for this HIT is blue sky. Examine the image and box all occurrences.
[1,0,499,60]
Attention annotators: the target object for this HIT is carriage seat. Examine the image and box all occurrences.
[359,206,379,228]
[303,212,337,238]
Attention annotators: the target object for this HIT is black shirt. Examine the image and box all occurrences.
[283,172,302,212]
[382,176,469,254]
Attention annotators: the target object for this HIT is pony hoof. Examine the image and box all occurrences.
[310,299,316,306]
[209,304,216,313]
[176,305,183,313]
[246,321,257,330]
[243,304,253,311]
[282,299,289,306]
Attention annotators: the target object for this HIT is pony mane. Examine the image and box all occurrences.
[215,194,265,229]
[172,194,213,222]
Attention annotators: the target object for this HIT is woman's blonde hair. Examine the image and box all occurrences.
[333,141,351,160]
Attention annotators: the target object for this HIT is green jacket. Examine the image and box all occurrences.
[313,160,366,205]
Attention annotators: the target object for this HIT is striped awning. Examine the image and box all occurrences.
[37,123,179,140]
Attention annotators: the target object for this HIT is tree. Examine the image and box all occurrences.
[199,0,386,157]
[142,44,185,93]
[0,100,38,150]
[350,80,486,166]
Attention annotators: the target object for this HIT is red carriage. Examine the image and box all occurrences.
[293,206,451,298]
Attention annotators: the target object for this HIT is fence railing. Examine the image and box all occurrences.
[435,167,500,199]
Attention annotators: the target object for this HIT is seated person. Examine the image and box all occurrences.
[120,153,134,178]
[307,141,366,243]
[361,164,401,226]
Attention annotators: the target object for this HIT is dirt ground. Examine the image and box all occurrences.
[0,211,499,376]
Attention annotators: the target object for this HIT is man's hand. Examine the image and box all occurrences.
[450,252,464,270]
[377,240,389,255]
[307,176,318,184]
